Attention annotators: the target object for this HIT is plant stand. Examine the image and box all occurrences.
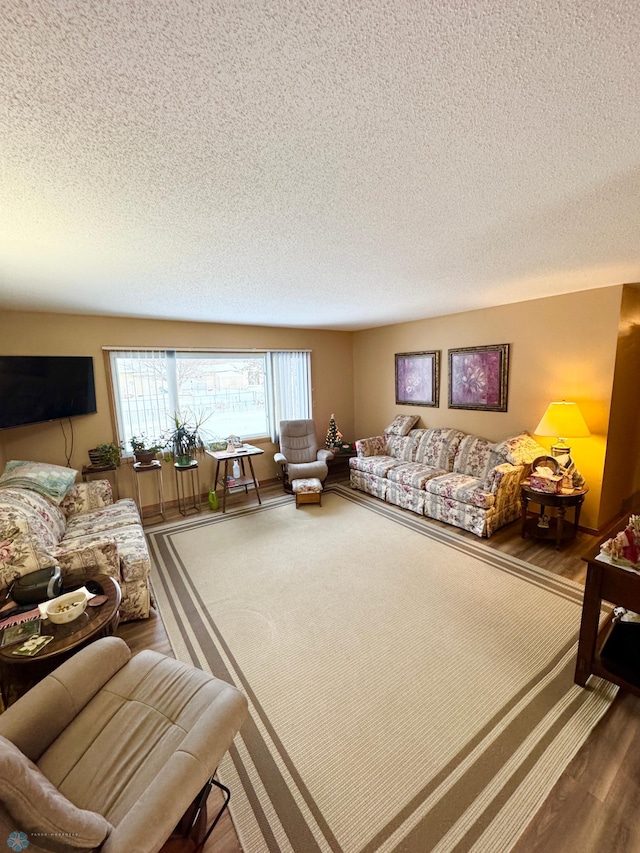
[174,461,201,516]
[133,461,165,523]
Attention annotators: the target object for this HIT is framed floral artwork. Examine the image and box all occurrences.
[448,344,510,411]
[395,351,440,407]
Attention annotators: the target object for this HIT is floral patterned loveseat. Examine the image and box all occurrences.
[0,461,150,621]
[349,416,546,537]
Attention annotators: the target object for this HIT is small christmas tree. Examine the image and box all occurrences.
[325,413,343,448]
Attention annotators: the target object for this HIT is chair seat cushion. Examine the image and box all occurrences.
[286,461,328,482]
[292,478,323,493]
[37,652,248,828]
[425,473,496,509]
[0,734,112,851]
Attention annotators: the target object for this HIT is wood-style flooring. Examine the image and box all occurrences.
[117,478,639,853]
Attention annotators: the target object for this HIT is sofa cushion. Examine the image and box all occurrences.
[494,432,547,465]
[386,463,447,489]
[384,414,420,436]
[349,455,403,477]
[59,525,149,584]
[414,428,465,470]
[0,462,78,505]
[0,735,112,852]
[385,434,418,462]
[0,487,66,548]
[425,473,496,509]
[453,435,496,479]
[63,499,142,540]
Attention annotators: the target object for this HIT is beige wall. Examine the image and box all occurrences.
[353,286,625,531]
[0,285,630,532]
[0,311,355,507]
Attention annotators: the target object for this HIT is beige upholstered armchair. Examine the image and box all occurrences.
[274,419,334,492]
[0,637,248,853]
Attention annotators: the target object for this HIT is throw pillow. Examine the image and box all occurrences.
[0,735,112,852]
[384,414,420,436]
[493,433,547,466]
[0,462,78,505]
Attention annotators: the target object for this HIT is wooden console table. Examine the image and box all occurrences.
[575,544,640,696]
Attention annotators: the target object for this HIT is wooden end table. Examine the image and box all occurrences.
[575,545,640,695]
[0,574,121,706]
[206,444,264,513]
[520,482,588,550]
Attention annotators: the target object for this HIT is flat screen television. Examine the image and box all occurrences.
[0,356,97,429]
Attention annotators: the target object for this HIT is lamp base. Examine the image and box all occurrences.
[551,443,571,458]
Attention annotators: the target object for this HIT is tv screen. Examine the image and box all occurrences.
[0,356,97,429]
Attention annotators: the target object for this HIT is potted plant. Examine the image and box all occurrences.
[87,442,123,468]
[167,413,208,467]
[130,435,165,465]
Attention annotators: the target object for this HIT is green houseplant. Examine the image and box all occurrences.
[167,413,207,466]
[130,435,165,465]
[87,442,123,468]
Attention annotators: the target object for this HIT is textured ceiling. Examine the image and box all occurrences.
[1,0,639,330]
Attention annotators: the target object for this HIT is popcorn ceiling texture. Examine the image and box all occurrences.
[0,0,638,330]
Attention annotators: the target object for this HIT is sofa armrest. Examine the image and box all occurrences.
[485,463,525,504]
[355,435,387,458]
[52,536,121,584]
[60,480,114,518]
[274,452,287,465]
[0,638,131,761]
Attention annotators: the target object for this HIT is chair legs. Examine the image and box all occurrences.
[191,776,232,852]
[167,774,231,852]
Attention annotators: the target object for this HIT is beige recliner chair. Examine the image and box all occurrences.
[274,419,334,492]
[0,636,248,853]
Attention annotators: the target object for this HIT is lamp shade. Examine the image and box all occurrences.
[534,401,590,441]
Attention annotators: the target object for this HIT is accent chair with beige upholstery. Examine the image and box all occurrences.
[274,419,334,492]
[0,636,248,853]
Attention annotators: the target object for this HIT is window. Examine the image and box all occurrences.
[107,349,311,454]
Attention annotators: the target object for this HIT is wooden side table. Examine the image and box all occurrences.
[0,574,121,706]
[575,546,640,695]
[206,445,264,513]
[520,483,588,550]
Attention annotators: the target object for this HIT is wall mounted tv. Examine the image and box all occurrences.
[0,356,97,429]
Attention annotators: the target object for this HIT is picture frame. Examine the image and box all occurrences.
[395,351,440,407]
[448,344,510,412]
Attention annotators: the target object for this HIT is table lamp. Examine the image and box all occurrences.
[533,401,590,457]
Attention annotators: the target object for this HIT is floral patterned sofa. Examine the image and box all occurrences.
[349,415,546,537]
[0,461,150,620]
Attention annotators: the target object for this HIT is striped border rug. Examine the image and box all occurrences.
[147,484,616,853]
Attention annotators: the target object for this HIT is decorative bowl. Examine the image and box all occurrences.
[45,590,88,624]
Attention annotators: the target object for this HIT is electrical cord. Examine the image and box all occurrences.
[60,417,74,467]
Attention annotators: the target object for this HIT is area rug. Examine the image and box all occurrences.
[147,484,616,853]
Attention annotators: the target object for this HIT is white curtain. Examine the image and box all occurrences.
[268,351,312,442]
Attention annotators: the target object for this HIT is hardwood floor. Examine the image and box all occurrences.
[117,480,638,853]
